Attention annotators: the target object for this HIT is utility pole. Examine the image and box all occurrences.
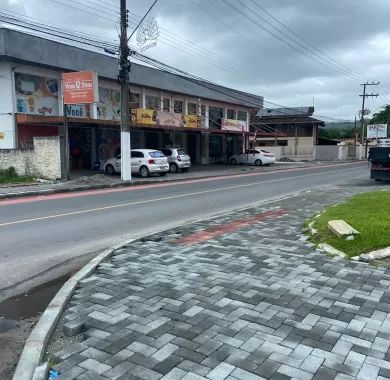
[359,82,379,157]
[119,0,131,181]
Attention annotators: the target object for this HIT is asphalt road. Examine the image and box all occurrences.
[0,162,370,301]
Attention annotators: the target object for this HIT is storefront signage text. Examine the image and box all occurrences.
[221,118,248,132]
[367,124,388,139]
[63,71,98,104]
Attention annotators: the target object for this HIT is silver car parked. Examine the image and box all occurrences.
[160,148,191,173]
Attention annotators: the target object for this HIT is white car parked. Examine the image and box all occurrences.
[229,149,276,166]
[104,149,169,177]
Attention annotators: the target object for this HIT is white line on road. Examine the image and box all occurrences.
[0,167,362,228]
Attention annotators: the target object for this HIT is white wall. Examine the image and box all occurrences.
[0,62,16,149]
[0,136,61,179]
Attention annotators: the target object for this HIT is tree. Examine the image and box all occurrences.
[371,105,390,124]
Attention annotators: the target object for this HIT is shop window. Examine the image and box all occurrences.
[209,106,223,129]
[237,110,247,121]
[145,94,159,110]
[174,100,183,114]
[129,92,140,109]
[201,105,206,116]
[163,98,170,112]
[227,109,235,119]
[188,102,197,115]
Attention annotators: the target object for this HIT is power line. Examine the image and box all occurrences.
[0,10,353,122]
[128,0,159,41]
[222,0,365,82]
[248,0,369,82]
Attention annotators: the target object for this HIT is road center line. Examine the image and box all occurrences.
[0,167,362,228]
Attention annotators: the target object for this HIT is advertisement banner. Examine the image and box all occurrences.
[15,73,59,116]
[135,108,155,125]
[63,71,98,104]
[221,118,248,132]
[97,87,121,120]
[367,124,388,139]
[184,115,200,128]
[66,104,86,118]
[155,111,184,127]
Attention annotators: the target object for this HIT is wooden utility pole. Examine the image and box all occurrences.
[119,0,131,180]
[359,82,379,157]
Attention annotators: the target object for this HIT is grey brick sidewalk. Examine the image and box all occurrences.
[50,187,390,380]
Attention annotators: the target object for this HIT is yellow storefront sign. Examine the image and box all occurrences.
[184,115,200,128]
[135,108,156,125]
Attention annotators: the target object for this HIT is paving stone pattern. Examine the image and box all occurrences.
[53,187,390,380]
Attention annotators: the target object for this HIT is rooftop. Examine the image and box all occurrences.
[0,28,263,109]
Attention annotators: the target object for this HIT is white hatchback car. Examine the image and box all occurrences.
[229,149,276,166]
[104,149,169,177]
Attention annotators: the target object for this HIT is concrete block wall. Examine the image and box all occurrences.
[0,136,61,179]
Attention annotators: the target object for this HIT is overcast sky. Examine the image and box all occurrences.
[3,0,390,121]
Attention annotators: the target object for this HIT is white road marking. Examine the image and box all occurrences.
[0,167,363,228]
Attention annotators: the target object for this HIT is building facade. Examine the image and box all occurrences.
[251,107,325,160]
[0,28,263,171]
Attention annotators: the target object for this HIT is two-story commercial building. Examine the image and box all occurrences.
[0,28,264,173]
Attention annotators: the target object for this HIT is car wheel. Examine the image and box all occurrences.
[105,164,115,175]
[255,159,263,166]
[230,158,237,165]
[169,163,179,173]
[158,172,167,176]
[139,166,150,178]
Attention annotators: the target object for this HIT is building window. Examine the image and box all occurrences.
[145,94,159,110]
[174,100,183,114]
[227,109,235,119]
[188,102,197,115]
[129,92,140,108]
[163,98,170,112]
[209,106,223,129]
[237,110,247,121]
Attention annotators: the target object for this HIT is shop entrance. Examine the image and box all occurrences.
[69,127,92,170]
[187,133,198,163]
[145,131,160,149]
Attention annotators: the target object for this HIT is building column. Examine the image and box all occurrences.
[184,97,188,115]
[200,133,210,164]
[223,107,228,119]
[160,91,164,111]
[205,105,210,129]
[141,88,146,109]
[0,63,16,149]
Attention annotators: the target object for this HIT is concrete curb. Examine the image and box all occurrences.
[12,237,136,380]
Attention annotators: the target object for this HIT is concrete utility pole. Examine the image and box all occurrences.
[359,82,379,149]
[119,0,131,180]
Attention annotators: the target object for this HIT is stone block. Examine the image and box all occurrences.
[327,220,359,238]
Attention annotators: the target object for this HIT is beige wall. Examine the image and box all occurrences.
[0,136,61,179]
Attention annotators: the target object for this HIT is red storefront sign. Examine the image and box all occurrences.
[62,71,98,104]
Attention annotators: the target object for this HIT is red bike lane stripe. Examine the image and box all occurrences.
[0,162,364,207]
[177,208,287,245]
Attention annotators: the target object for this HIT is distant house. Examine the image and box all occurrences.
[251,106,325,160]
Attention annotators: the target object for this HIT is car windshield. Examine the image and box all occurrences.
[149,151,166,158]
[261,150,270,153]
[177,149,187,155]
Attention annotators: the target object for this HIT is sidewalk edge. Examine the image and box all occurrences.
[12,237,136,380]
